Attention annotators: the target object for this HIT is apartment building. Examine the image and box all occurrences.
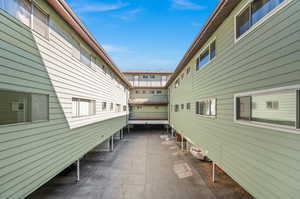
[124,71,172,125]
[167,0,300,199]
[0,0,130,198]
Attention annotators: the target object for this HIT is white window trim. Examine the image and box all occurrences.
[196,38,217,71]
[233,85,300,135]
[196,98,217,119]
[72,98,96,118]
[234,0,293,43]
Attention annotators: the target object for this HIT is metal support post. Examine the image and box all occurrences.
[111,135,114,151]
[76,160,80,182]
[212,162,215,183]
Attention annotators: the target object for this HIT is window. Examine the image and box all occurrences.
[116,104,121,112]
[80,46,91,66]
[187,103,191,110]
[175,79,180,88]
[136,106,143,111]
[32,4,49,38]
[150,90,155,94]
[143,75,148,79]
[181,73,184,80]
[102,102,107,111]
[175,105,179,112]
[266,101,279,110]
[181,104,184,110]
[186,67,191,75]
[135,90,140,94]
[196,40,216,70]
[236,88,299,129]
[0,0,31,26]
[110,103,114,111]
[236,0,286,39]
[142,90,147,94]
[0,90,49,125]
[72,98,95,117]
[150,75,155,79]
[156,90,162,94]
[210,41,216,60]
[0,0,50,38]
[123,105,127,111]
[196,99,216,116]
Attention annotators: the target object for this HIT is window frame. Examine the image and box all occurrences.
[0,89,49,126]
[234,85,300,134]
[186,103,191,110]
[196,98,217,118]
[72,98,96,118]
[102,102,107,111]
[234,0,292,43]
[196,38,216,71]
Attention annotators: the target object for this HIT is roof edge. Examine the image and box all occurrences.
[46,0,131,88]
[166,0,239,87]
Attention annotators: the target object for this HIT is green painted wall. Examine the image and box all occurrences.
[169,1,300,199]
[0,1,127,198]
[130,105,168,120]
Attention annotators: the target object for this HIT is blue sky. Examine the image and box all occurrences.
[65,0,220,71]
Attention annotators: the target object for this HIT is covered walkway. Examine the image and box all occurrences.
[28,129,253,199]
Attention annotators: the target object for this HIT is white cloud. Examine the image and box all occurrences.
[72,1,128,13]
[102,44,132,54]
[112,8,143,21]
[192,22,201,27]
[171,0,206,10]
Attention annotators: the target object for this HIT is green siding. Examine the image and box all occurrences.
[169,1,300,199]
[0,2,127,199]
[130,105,168,120]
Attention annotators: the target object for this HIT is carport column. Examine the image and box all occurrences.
[212,162,216,183]
[166,125,169,134]
[171,128,174,137]
[127,125,130,133]
[119,129,122,139]
[76,159,80,182]
[186,140,189,152]
[111,134,114,152]
[181,135,184,151]
[121,128,124,139]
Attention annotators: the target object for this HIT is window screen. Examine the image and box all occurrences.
[33,4,49,38]
[102,102,107,111]
[210,41,216,60]
[31,93,49,121]
[0,0,31,26]
[80,46,91,66]
[237,96,251,120]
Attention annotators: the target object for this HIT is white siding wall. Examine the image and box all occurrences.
[33,18,128,129]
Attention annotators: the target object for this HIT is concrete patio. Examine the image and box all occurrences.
[27,129,254,199]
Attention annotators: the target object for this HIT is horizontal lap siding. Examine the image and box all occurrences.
[0,1,128,198]
[169,1,300,199]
